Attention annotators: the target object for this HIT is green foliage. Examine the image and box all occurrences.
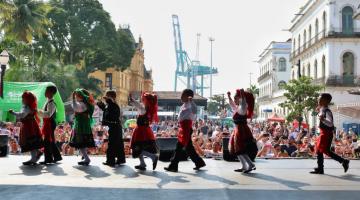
[279,76,324,123]
[207,94,229,116]
[0,0,136,100]
[247,84,259,96]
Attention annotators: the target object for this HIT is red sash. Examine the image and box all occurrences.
[178,120,192,147]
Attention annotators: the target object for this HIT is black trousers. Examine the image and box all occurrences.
[106,125,125,164]
[169,139,205,168]
[44,131,62,162]
[317,150,344,169]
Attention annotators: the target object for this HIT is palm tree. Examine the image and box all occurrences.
[248,84,259,96]
[0,0,51,43]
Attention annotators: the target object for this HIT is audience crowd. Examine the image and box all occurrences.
[1,119,359,159]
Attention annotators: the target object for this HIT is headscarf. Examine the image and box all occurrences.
[235,89,255,119]
[74,88,95,117]
[22,91,40,123]
[142,92,159,123]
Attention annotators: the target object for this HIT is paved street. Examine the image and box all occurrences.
[0,156,359,200]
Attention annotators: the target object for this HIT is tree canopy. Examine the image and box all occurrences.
[0,0,136,100]
[279,76,324,123]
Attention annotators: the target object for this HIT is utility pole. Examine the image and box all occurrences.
[209,37,215,98]
[249,72,253,87]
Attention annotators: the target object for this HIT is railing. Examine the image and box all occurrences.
[257,71,271,82]
[257,95,271,102]
[291,28,360,60]
[313,75,360,87]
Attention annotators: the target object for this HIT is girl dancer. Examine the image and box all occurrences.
[129,92,159,171]
[228,89,256,173]
[69,89,96,166]
[9,91,43,165]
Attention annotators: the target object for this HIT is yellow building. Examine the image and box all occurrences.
[90,37,154,107]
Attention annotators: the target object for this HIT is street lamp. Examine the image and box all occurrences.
[0,50,10,98]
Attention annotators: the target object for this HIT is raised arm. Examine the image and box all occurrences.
[10,106,31,119]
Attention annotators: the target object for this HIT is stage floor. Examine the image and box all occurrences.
[0,156,359,200]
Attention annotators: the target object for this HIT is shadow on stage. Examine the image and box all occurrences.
[181,170,238,186]
[0,185,360,200]
[9,164,67,177]
[72,165,111,180]
[242,172,310,190]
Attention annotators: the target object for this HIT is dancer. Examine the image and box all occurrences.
[9,91,43,165]
[129,92,159,171]
[310,93,349,174]
[228,89,256,173]
[97,90,126,167]
[164,89,206,172]
[69,89,96,166]
[38,85,62,165]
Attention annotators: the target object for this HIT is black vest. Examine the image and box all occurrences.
[233,113,247,125]
[319,108,334,131]
[45,100,57,129]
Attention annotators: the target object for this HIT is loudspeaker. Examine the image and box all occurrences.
[156,137,187,162]
[222,137,238,162]
[0,135,9,157]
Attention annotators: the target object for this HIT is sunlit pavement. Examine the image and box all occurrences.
[0,155,359,200]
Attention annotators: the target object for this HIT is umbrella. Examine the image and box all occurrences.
[124,119,137,129]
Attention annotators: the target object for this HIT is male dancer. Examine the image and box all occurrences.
[310,93,349,174]
[97,90,126,167]
[39,86,62,164]
[164,89,206,172]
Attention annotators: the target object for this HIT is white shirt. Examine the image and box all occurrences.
[178,101,197,121]
[72,101,87,113]
[229,97,247,115]
[39,99,56,118]
[12,105,31,119]
[319,107,334,127]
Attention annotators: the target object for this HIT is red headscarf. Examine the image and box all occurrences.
[22,91,40,123]
[142,92,159,123]
[235,89,255,119]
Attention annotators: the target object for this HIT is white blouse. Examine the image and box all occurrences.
[229,97,247,115]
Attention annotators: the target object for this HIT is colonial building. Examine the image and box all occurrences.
[290,0,360,127]
[90,37,154,107]
[257,41,292,120]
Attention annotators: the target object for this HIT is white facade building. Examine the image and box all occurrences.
[257,41,292,120]
[290,0,360,128]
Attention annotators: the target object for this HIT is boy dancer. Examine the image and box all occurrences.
[164,89,206,172]
[97,90,126,167]
[310,93,349,174]
[38,86,62,165]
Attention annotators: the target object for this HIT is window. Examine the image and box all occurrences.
[323,11,327,36]
[315,19,319,41]
[343,52,355,76]
[308,25,312,45]
[342,6,354,34]
[303,30,307,48]
[278,57,287,71]
[322,56,326,78]
[302,66,305,77]
[298,35,301,52]
[292,71,295,80]
[105,73,113,89]
[314,60,318,79]
[307,64,311,77]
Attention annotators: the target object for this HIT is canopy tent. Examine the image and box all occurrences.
[293,120,309,129]
[124,119,137,129]
[267,113,285,123]
[0,82,65,123]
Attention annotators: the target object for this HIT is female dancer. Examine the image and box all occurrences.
[9,91,43,165]
[228,89,256,173]
[69,88,96,166]
[129,92,159,171]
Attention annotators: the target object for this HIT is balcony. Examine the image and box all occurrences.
[313,75,360,87]
[291,28,360,60]
[258,71,271,82]
[257,95,271,102]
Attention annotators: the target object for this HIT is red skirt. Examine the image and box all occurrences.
[229,123,253,155]
[42,118,54,142]
[178,120,192,147]
[316,128,333,154]
[130,125,158,158]
[19,119,43,152]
